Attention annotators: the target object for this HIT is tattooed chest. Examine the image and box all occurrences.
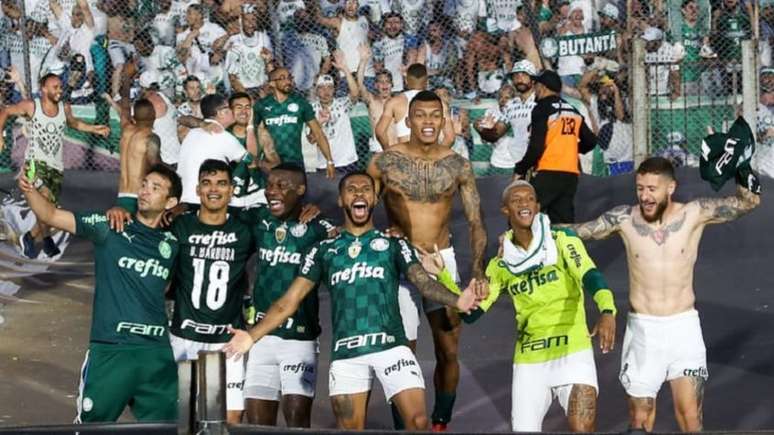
[628,212,688,247]
[380,155,461,202]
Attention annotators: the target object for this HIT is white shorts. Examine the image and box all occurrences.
[511,349,598,432]
[328,346,425,401]
[244,335,318,401]
[169,333,245,411]
[619,309,708,398]
[399,247,459,341]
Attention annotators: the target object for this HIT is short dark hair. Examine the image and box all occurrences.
[681,0,696,8]
[272,162,307,187]
[148,163,183,201]
[133,28,154,47]
[637,156,676,180]
[39,73,60,88]
[201,94,228,119]
[408,90,442,112]
[375,69,393,83]
[382,11,402,23]
[183,75,201,87]
[229,91,251,106]
[199,159,233,181]
[338,171,375,193]
[406,63,427,81]
[133,98,156,123]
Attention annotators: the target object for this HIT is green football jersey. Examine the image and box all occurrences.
[243,207,334,340]
[484,229,616,364]
[252,93,315,165]
[74,212,179,346]
[170,213,255,343]
[227,125,248,148]
[300,229,417,361]
[680,22,703,83]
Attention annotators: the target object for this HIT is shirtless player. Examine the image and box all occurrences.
[563,157,760,432]
[103,91,159,215]
[367,90,487,431]
[374,64,455,150]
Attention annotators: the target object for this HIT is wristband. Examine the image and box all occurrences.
[593,289,617,316]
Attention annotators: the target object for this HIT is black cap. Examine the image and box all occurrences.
[532,70,562,93]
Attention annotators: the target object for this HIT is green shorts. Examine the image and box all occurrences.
[116,194,138,214]
[76,342,178,422]
[28,160,63,204]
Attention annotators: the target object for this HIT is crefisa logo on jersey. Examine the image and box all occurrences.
[330,262,385,285]
[370,238,389,252]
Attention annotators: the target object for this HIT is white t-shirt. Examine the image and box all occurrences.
[645,42,685,96]
[177,122,247,204]
[480,0,521,33]
[176,21,227,56]
[153,93,181,165]
[336,16,369,73]
[56,13,95,72]
[152,10,179,47]
[310,97,359,168]
[490,92,536,167]
[225,32,272,89]
[372,35,405,90]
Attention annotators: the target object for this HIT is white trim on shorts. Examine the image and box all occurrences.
[74,349,91,423]
[117,192,138,199]
[328,346,425,401]
[398,247,459,341]
[511,349,598,432]
[243,335,318,401]
[169,333,246,411]
[619,309,707,398]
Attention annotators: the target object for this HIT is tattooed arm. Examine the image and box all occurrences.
[458,158,487,279]
[696,185,760,225]
[556,205,631,240]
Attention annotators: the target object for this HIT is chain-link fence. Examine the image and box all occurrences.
[0,0,769,177]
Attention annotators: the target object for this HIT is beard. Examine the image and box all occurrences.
[344,204,374,226]
[639,198,668,223]
[515,83,531,93]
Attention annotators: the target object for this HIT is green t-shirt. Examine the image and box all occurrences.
[680,21,703,83]
[713,9,751,61]
[227,125,248,148]
[299,229,417,361]
[484,229,616,364]
[169,213,255,343]
[243,206,334,341]
[74,212,179,346]
[253,93,315,166]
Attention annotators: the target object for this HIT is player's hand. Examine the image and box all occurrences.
[474,277,490,300]
[222,326,253,361]
[106,206,132,232]
[298,203,321,223]
[590,313,616,354]
[384,226,405,238]
[17,169,34,193]
[325,162,335,179]
[417,244,444,277]
[456,278,481,314]
[92,125,110,137]
[161,203,188,227]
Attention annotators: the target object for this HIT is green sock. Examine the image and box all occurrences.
[391,402,405,430]
[431,391,456,424]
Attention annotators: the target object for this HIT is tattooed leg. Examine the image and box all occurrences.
[567,384,597,432]
[331,392,369,430]
[628,395,656,432]
[670,376,705,432]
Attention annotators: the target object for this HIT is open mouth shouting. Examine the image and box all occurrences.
[350,199,370,221]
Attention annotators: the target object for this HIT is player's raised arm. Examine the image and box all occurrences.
[18,172,76,234]
[695,185,760,225]
[558,205,631,240]
[223,276,316,358]
[375,97,397,148]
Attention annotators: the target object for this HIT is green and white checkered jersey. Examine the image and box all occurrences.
[170,213,255,343]
[243,206,334,341]
[253,93,315,166]
[74,212,179,346]
[299,229,418,361]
